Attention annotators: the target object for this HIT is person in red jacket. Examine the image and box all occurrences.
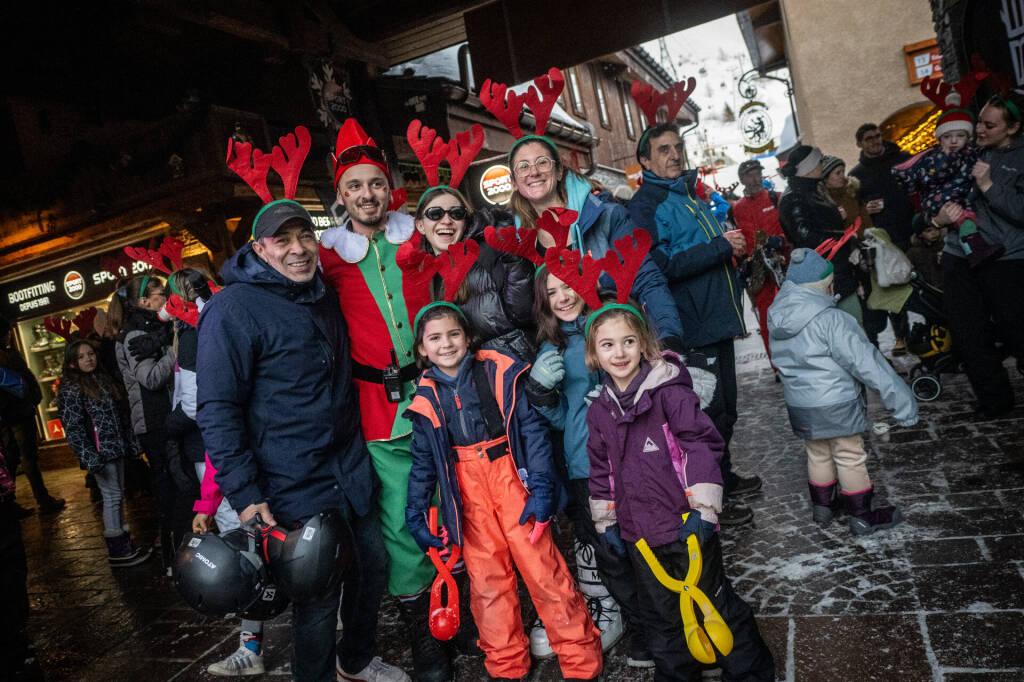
[730,160,787,366]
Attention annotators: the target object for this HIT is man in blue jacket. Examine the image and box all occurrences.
[629,123,762,526]
[197,200,408,682]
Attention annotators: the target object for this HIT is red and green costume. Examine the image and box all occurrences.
[320,211,435,596]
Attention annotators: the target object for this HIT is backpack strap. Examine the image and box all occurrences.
[472,360,506,440]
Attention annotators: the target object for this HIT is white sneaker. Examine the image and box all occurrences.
[528,618,556,659]
[207,646,264,676]
[336,656,411,682]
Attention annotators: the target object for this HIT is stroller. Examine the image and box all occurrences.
[903,273,956,402]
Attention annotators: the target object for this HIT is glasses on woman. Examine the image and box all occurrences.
[513,156,555,177]
[335,145,387,166]
[423,206,468,221]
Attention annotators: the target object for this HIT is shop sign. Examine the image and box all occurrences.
[0,243,152,320]
[903,38,944,85]
[739,101,774,153]
[1002,0,1024,86]
[479,165,514,205]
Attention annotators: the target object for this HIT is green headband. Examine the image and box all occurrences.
[583,302,647,338]
[636,126,655,162]
[994,95,1022,122]
[168,272,182,297]
[416,185,455,212]
[413,301,467,336]
[139,275,151,300]
[509,135,559,166]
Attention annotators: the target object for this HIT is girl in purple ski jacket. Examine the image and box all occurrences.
[584,305,774,681]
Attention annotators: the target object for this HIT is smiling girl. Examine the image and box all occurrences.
[413,187,536,361]
[584,305,774,680]
[404,301,602,681]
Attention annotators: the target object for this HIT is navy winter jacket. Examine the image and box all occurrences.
[404,349,566,547]
[629,170,746,348]
[196,243,373,525]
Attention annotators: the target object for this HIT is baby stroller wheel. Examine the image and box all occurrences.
[911,374,942,402]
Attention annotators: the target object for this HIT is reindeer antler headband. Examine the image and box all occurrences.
[225,126,313,238]
[122,237,186,301]
[541,230,653,336]
[480,67,565,162]
[631,77,697,161]
[406,119,485,210]
[45,307,100,357]
[396,233,481,333]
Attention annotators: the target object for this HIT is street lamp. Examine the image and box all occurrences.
[737,68,799,139]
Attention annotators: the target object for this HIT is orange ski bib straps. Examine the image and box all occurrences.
[452,443,602,680]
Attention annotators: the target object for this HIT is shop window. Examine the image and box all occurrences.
[620,82,636,140]
[591,64,611,129]
[567,67,586,118]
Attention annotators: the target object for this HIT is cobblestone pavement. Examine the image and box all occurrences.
[15,319,1024,681]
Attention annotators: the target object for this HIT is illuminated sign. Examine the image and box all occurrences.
[479,165,514,206]
[63,271,86,300]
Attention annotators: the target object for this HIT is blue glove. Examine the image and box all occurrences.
[518,486,554,526]
[600,524,627,557]
[404,508,445,553]
[679,512,716,547]
[529,351,565,390]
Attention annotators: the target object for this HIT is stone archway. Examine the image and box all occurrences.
[880,101,939,154]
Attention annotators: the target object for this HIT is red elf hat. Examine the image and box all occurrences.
[332,118,392,188]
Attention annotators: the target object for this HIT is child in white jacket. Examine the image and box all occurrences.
[768,248,919,535]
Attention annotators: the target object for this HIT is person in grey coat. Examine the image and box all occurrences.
[768,248,918,536]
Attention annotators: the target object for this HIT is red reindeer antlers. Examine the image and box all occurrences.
[43,316,73,344]
[920,72,986,109]
[396,233,480,302]
[124,237,185,275]
[446,125,484,189]
[407,121,485,189]
[227,125,312,203]
[72,308,99,338]
[631,78,696,125]
[100,251,136,280]
[407,120,450,187]
[483,226,543,266]
[544,230,653,311]
[535,208,576,251]
[481,67,565,139]
[545,249,604,311]
[601,230,652,303]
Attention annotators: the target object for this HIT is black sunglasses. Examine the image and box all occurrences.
[423,206,468,221]
[335,145,386,166]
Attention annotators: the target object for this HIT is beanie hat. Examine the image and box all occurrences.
[820,154,845,179]
[786,248,834,285]
[780,145,822,179]
[332,118,391,189]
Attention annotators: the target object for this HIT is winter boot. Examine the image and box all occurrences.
[447,570,482,658]
[963,233,1005,269]
[574,538,624,652]
[625,626,655,669]
[808,481,840,526]
[528,617,554,659]
[104,531,153,567]
[397,592,453,682]
[843,488,903,536]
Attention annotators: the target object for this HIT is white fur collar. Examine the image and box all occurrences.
[320,211,415,263]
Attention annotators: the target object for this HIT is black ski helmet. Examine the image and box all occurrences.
[240,579,291,621]
[174,529,268,616]
[263,509,353,602]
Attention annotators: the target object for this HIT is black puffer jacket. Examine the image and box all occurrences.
[849,141,915,248]
[427,208,537,361]
[779,176,859,298]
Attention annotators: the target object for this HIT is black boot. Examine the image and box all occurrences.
[843,488,902,536]
[448,570,483,658]
[398,592,453,682]
[807,481,839,526]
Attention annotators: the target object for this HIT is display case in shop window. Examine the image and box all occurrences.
[14,302,105,441]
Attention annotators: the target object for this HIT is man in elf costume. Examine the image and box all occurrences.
[319,118,477,682]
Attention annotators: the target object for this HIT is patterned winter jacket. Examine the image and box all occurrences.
[893,144,982,219]
[58,377,138,473]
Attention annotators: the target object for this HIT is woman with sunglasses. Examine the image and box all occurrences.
[414,186,537,361]
[507,138,684,350]
[933,91,1024,419]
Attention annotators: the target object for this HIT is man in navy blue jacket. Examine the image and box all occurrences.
[629,124,763,527]
[197,200,408,682]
